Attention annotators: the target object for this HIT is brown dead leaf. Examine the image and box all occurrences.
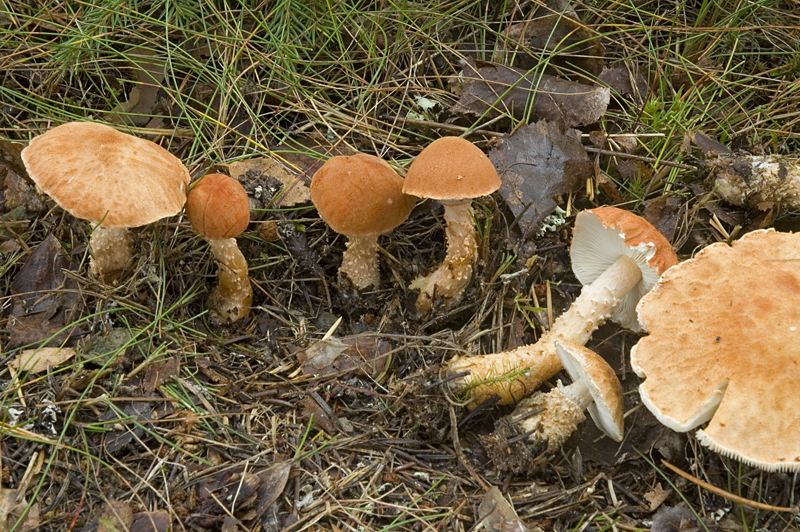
[252,461,291,520]
[299,395,339,434]
[270,134,357,183]
[651,503,721,532]
[143,356,180,393]
[643,196,682,244]
[0,137,28,180]
[82,499,133,532]
[489,120,591,238]
[645,482,671,511]
[130,510,171,532]
[501,14,605,77]
[599,66,649,102]
[452,58,610,127]
[296,336,391,379]
[228,156,310,207]
[477,486,532,532]
[10,347,76,374]
[8,234,83,348]
[0,488,39,531]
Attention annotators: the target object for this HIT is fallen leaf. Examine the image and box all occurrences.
[477,486,531,532]
[10,347,76,374]
[252,461,291,520]
[108,47,166,126]
[130,510,171,532]
[599,66,649,102]
[0,137,28,180]
[489,120,591,238]
[82,499,133,532]
[0,488,39,531]
[651,503,721,532]
[299,395,339,434]
[452,58,610,127]
[645,482,671,511]
[643,196,682,244]
[297,336,391,379]
[8,235,83,348]
[143,356,180,393]
[500,14,605,77]
[228,156,310,207]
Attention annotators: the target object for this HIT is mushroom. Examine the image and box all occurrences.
[20,122,190,280]
[185,173,252,323]
[507,339,624,451]
[630,228,800,471]
[402,137,501,311]
[310,153,415,289]
[446,207,678,408]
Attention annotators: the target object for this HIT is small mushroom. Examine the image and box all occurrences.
[185,173,252,323]
[631,228,800,471]
[447,207,677,408]
[507,340,624,451]
[310,153,415,289]
[402,137,501,311]
[21,122,190,280]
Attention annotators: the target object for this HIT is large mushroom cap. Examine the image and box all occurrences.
[21,122,190,228]
[631,229,800,471]
[403,136,501,201]
[310,153,415,237]
[186,173,250,239]
[570,207,678,331]
[556,340,624,441]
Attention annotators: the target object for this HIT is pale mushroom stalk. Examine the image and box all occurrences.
[514,381,588,451]
[410,200,477,309]
[88,225,132,277]
[341,236,380,290]
[205,237,253,323]
[448,253,642,406]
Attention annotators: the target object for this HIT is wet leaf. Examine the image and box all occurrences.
[297,336,391,379]
[10,347,76,374]
[130,510,171,532]
[651,504,721,532]
[252,461,291,520]
[643,196,682,244]
[500,14,605,77]
[452,58,610,127]
[143,356,180,393]
[489,120,591,238]
[478,486,531,532]
[8,234,82,348]
[299,395,338,434]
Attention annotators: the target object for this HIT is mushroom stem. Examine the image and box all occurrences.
[205,237,253,323]
[411,200,477,311]
[340,235,380,289]
[514,383,588,451]
[89,225,132,279]
[447,254,642,407]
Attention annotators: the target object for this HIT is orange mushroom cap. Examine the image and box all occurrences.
[186,173,250,239]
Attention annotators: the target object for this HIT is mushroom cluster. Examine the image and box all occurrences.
[21,122,191,280]
[403,137,501,311]
[446,207,678,408]
[631,228,800,471]
[310,153,415,289]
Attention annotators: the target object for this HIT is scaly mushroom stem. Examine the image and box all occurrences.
[206,237,252,323]
[89,225,132,279]
[447,254,642,407]
[411,200,477,311]
[514,382,588,451]
[340,235,380,289]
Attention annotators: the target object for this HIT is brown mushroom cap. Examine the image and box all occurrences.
[310,153,415,237]
[631,229,800,471]
[571,207,678,331]
[21,122,190,228]
[556,340,624,441]
[186,173,250,239]
[402,136,501,200]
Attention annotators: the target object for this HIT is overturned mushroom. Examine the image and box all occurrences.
[21,122,190,280]
[402,137,501,310]
[505,340,623,452]
[186,173,252,323]
[446,207,677,408]
[631,229,800,471]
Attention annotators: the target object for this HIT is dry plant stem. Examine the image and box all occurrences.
[412,200,477,311]
[448,254,642,407]
[206,237,253,323]
[340,235,379,289]
[89,225,131,278]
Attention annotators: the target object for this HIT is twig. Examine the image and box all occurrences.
[661,460,798,513]
[584,146,697,170]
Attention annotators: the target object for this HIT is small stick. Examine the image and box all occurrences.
[661,460,798,513]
